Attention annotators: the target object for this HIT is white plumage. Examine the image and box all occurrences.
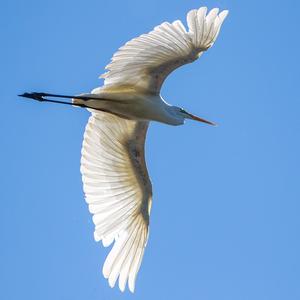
[95,7,228,94]
[77,6,228,292]
[81,113,151,292]
[21,6,228,293]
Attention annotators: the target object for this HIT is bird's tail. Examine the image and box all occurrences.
[72,93,94,109]
[73,93,111,113]
[72,94,86,106]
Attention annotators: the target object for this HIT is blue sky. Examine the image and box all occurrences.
[1,0,300,299]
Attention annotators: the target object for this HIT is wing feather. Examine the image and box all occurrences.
[81,111,152,292]
[97,7,228,95]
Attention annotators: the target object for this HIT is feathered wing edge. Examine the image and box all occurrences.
[96,7,228,94]
[81,111,152,292]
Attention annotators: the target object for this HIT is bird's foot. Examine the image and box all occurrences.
[18,92,47,101]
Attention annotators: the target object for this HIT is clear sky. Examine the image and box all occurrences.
[1,0,300,299]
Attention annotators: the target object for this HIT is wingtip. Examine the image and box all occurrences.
[129,285,135,293]
[220,9,229,20]
[108,277,116,289]
[119,282,126,293]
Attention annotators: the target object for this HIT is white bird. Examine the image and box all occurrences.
[20,6,228,293]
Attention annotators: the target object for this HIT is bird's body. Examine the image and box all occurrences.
[74,90,184,125]
[21,6,228,293]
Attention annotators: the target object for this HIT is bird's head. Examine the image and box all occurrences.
[172,106,216,126]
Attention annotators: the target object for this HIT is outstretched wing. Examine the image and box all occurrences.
[81,111,152,292]
[98,7,228,95]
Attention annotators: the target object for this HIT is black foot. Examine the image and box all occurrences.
[18,92,46,101]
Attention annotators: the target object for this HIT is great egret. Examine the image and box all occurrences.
[20,6,228,293]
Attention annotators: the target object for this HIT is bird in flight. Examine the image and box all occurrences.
[20,6,228,293]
